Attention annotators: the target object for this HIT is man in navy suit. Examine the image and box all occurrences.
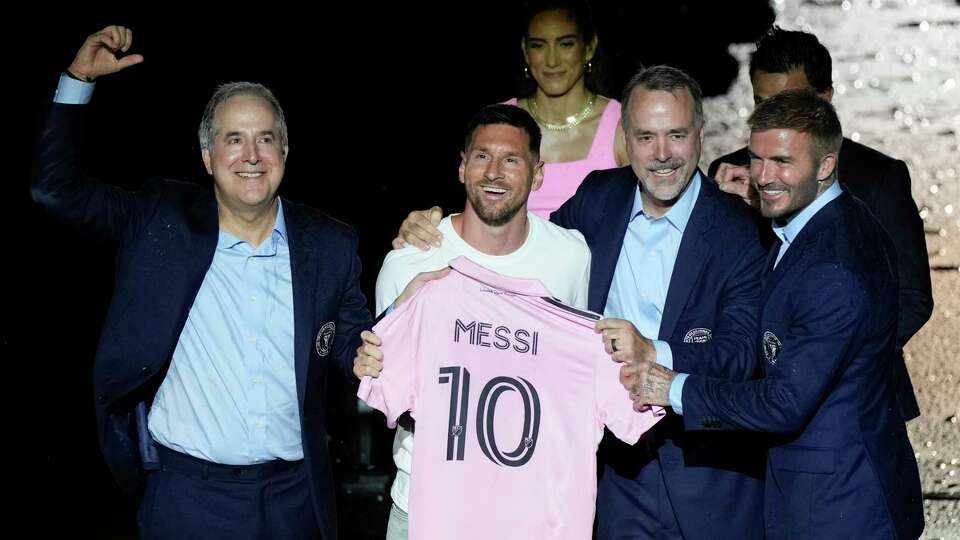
[553,66,767,540]
[385,65,769,539]
[708,27,932,421]
[626,90,924,540]
[31,26,377,539]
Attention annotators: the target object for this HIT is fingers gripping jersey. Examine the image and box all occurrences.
[358,257,664,539]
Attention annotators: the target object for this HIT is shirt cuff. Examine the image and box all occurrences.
[653,340,673,369]
[669,373,688,414]
[55,74,95,104]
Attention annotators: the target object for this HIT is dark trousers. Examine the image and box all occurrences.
[138,445,321,540]
[596,459,684,540]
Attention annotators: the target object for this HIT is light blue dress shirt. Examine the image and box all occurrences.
[148,203,299,464]
[671,180,844,413]
[605,172,702,411]
[55,74,94,104]
[54,74,300,464]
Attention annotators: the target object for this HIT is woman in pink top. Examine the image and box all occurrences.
[391,0,628,248]
[510,0,628,218]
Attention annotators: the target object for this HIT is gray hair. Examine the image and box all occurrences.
[197,82,288,150]
[621,65,704,129]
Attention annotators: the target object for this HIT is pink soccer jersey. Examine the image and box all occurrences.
[358,257,664,539]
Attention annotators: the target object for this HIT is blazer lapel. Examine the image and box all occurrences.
[761,194,846,304]
[761,237,809,306]
[283,199,320,411]
[183,191,220,305]
[760,237,782,292]
[588,169,639,313]
[659,179,712,340]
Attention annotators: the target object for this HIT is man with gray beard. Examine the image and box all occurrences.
[628,89,924,540]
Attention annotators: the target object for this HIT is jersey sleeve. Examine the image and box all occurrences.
[357,288,426,428]
[594,348,665,444]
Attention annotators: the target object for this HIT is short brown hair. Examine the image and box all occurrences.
[747,89,841,162]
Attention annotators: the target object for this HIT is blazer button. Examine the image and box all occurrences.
[141,366,153,376]
[96,394,108,405]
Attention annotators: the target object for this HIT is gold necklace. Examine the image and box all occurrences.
[529,93,597,131]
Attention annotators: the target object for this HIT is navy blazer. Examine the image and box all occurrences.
[552,166,768,539]
[681,192,924,539]
[709,139,933,419]
[31,103,372,540]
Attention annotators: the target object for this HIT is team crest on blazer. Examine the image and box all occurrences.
[316,322,336,357]
[762,331,782,364]
[683,327,712,343]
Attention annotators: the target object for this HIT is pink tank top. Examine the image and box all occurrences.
[507,98,622,219]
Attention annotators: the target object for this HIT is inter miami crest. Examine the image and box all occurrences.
[316,322,336,357]
[683,327,712,344]
[762,331,782,365]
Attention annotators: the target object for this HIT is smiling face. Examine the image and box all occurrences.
[749,127,835,223]
[201,95,288,215]
[623,87,703,216]
[459,123,543,227]
[522,8,596,98]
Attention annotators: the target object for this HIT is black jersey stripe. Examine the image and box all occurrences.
[542,297,601,321]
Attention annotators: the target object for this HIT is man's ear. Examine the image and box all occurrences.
[816,152,838,185]
[202,148,213,175]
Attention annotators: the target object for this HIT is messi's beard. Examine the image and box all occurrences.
[465,183,527,227]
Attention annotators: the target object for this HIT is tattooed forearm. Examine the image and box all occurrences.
[631,363,676,407]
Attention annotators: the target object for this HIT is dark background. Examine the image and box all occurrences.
[10,3,774,537]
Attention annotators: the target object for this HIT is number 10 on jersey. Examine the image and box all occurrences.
[439,366,541,467]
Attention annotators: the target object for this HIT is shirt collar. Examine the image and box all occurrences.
[630,170,702,233]
[218,198,287,249]
[448,256,553,297]
[772,180,843,247]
